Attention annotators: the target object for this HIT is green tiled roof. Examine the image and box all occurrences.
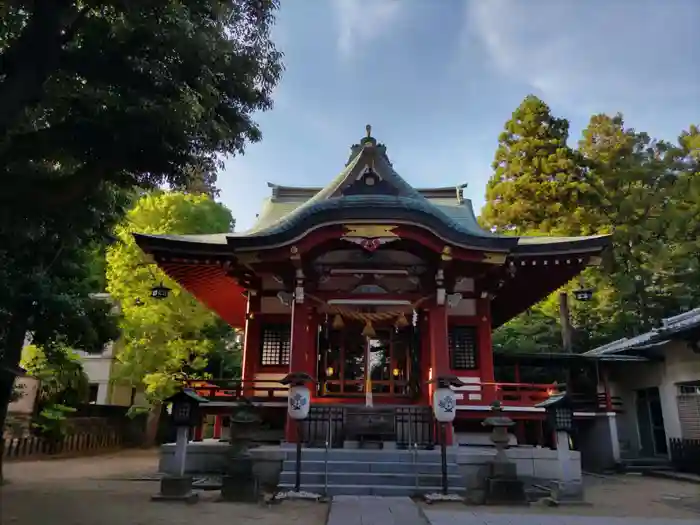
[134,130,610,256]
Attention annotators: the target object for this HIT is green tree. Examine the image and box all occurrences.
[0,1,282,475]
[21,344,89,439]
[106,192,237,440]
[1,1,282,206]
[481,95,584,234]
[576,114,680,334]
[0,185,123,483]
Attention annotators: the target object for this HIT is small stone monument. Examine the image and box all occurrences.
[466,401,527,505]
[220,399,262,502]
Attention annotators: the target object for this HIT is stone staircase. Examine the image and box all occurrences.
[278,447,464,496]
[619,456,673,473]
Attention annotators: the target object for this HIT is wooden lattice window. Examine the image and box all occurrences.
[260,324,291,366]
[449,326,478,370]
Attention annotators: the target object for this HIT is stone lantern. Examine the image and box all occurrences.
[152,389,208,503]
[221,399,262,502]
[476,401,526,505]
[482,401,515,463]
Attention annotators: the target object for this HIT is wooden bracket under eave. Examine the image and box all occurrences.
[587,255,603,267]
[482,252,507,264]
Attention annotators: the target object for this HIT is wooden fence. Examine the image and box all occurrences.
[2,426,124,461]
[669,437,700,475]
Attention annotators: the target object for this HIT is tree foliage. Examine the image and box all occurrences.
[0,0,283,207]
[481,95,584,234]
[106,192,238,404]
[21,344,89,439]
[485,95,700,353]
[0,1,282,478]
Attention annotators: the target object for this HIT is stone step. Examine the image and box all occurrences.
[279,471,463,488]
[282,460,460,475]
[284,448,458,463]
[278,482,462,497]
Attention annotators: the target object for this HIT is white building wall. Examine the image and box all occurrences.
[608,340,700,456]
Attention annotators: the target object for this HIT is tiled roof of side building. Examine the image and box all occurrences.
[583,307,700,357]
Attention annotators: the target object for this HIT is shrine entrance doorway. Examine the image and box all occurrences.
[319,323,414,399]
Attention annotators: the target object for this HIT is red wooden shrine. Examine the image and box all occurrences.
[135,126,611,444]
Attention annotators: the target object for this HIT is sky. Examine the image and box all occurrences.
[218,0,700,231]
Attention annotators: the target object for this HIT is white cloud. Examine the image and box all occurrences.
[333,0,403,58]
[465,0,700,114]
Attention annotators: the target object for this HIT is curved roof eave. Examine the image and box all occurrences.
[223,195,520,251]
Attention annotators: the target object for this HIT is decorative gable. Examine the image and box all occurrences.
[341,166,399,196]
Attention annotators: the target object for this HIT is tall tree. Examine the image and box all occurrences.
[0,185,123,482]
[1,1,282,207]
[481,95,583,234]
[105,192,237,441]
[0,0,282,472]
[577,114,680,334]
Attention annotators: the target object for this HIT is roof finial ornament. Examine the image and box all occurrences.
[365,124,372,138]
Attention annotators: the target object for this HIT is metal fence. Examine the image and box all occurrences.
[669,437,700,475]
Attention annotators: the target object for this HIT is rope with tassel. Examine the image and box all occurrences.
[306,293,430,337]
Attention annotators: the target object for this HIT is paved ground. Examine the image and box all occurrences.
[1,450,328,525]
[328,496,427,525]
[425,511,699,525]
[2,451,699,525]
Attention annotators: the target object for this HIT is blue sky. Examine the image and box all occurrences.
[218,0,700,231]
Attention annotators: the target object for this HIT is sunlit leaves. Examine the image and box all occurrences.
[105,192,235,404]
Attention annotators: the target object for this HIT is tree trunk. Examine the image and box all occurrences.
[145,402,162,447]
[0,316,29,484]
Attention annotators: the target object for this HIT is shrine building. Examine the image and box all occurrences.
[135,127,611,447]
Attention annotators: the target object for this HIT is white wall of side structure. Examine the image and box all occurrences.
[608,340,700,457]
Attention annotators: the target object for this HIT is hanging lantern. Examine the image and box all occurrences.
[287,384,310,420]
[428,376,464,423]
[362,319,376,337]
[394,312,409,329]
[332,314,345,330]
[573,288,594,301]
[392,368,400,377]
[151,282,171,299]
[280,372,315,421]
[326,366,334,377]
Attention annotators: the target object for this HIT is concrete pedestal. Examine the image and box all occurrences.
[151,476,199,504]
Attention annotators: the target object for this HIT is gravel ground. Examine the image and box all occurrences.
[0,450,329,525]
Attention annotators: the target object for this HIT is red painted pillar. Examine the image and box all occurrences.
[477,298,495,402]
[285,299,311,443]
[213,415,223,440]
[241,292,261,397]
[193,423,203,442]
[428,303,449,377]
[428,302,453,446]
[420,311,432,405]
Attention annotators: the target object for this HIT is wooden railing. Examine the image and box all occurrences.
[2,428,124,461]
[186,379,288,401]
[186,379,621,413]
